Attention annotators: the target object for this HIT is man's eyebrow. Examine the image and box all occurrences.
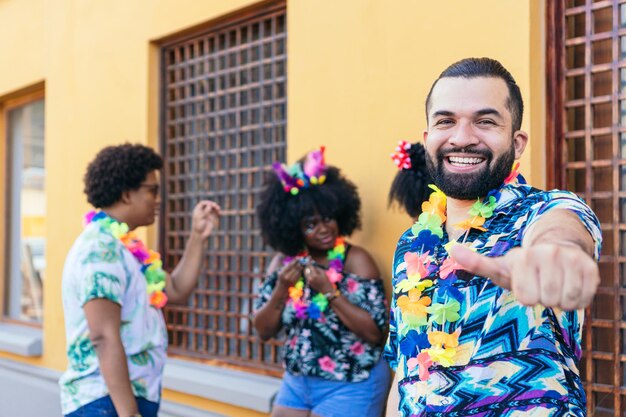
[430,108,504,118]
[475,108,503,119]
[431,110,454,118]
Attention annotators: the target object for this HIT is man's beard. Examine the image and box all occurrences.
[425,145,515,199]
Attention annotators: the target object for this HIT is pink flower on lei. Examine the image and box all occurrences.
[318,356,336,373]
[83,210,97,226]
[293,300,308,319]
[407,351,433,381]
[439,257,462,279]
[326,268,342,284]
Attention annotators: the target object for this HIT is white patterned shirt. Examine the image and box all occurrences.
[59,221,167,415]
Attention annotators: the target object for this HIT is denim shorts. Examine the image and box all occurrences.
[274,358,391,417]
[64,395,159,417]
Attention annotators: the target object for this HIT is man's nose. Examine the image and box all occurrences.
[449,121,479,148]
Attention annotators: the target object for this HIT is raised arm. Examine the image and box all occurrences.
[166,200,220,304]
[450,208,599,310]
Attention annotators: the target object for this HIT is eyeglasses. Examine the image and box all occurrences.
[139,183,160,197]
[302,216,335,235]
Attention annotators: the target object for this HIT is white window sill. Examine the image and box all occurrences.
[0,323,42,356]
[163,358,282,413]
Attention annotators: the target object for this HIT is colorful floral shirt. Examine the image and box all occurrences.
[383,185,602,417]
[59,221,168,415]
[255,263,387,382]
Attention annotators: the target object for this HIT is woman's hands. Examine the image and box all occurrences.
[276,260,336,298]
[303,264,334,294]
[276,258,336,295]
[254,256,303,340]
[276,259,304,293]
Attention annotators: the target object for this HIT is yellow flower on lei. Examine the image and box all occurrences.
[421,184,447,222]
[394,275,433,294]
[453,215,487,232]
[428,329,460,348]
[146,281,166,294]
[426,346,457,367]
[397,288,431,317]
[399,312,428,334]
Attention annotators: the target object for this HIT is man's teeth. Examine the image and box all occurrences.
[448,156,483,165]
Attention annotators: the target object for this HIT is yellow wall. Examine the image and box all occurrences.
[0,0,45,368]
[529,0,547,190]
[0,0,546,416]
[0,0,44,96]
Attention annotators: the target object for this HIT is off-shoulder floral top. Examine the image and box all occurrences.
[255,249,387,382]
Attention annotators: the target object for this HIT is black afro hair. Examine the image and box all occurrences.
[84,143,163,208]
[257,165,362,256]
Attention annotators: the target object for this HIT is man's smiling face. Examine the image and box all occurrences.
[423,76,527,199]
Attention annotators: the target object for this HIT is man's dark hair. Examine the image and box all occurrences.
[257,165,362,256]
[84,143,163,208]
[425,57,524,132]
[388,142,432,218]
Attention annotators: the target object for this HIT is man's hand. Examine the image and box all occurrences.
[450,243,599,310]
[191,200,221,239]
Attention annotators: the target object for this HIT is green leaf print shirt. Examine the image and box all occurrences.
[59,221,168,415]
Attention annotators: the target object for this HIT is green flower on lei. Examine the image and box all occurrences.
[411,212,444,238]
[426,300,461,325]
[469,195,497,218]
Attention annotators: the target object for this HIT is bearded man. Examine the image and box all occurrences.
[384,57,601,416]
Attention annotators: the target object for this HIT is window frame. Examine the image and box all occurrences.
[157,0,286,374]
[1,87,45,328]
[546,1,626,414]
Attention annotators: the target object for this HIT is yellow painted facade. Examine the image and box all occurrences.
[0,1,545,415]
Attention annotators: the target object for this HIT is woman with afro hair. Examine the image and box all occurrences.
[59,143,220,417]
[388,141,432,219]
[254,148,390,417]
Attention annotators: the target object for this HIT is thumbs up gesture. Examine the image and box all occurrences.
[449,243,600,311]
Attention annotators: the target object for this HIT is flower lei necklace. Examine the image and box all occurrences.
[284,237,346,320]
[394,163,521,381]
[84,211,168,309]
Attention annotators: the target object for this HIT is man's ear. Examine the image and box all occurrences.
[120,190,132,205]
[423,129,428,143]
[513,130,528,159]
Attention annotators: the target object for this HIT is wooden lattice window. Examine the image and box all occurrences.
[547,1,626,415]
[160,1,286,373]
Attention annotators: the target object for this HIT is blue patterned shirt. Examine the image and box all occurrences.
[383,184,602,417]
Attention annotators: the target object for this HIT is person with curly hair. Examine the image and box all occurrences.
[388,141,432,219]
[253,147,390,417]
[59,143,220,417]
